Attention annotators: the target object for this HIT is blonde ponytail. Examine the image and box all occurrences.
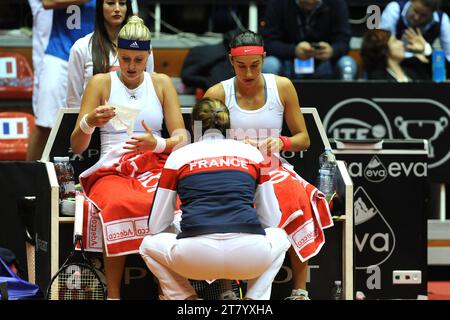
[119,16,151,41]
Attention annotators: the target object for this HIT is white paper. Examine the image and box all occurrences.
[109,103,140,135]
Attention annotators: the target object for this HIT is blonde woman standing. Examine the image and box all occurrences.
[66,0,155,110]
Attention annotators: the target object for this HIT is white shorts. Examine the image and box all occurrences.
[140,228,290,300]
[34,54,68,128]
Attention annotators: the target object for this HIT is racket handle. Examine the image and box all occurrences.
[74,193,84,237]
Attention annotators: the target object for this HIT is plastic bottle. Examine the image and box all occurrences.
[432,50,447,83]
[341,58,355,81]
[342,65,354,81]
[54,157,76,216]
[331,280,343,300]
[317,148,337,200]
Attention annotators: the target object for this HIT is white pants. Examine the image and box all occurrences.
[28,0,52,115]
[139,228,290,300]
[34,55,68,128]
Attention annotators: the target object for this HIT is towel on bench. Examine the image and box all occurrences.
[270,161,333,262]
[79,147,167,256]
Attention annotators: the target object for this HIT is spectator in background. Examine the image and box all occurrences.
[27,0,53,121]
[380,0,450,79]
[67,0,155,110]
[27,0,96,161]
[180,28,240,92]
[260,0,357,80]
[361,29,421,82]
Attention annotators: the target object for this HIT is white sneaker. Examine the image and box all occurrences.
[285,289,310,300]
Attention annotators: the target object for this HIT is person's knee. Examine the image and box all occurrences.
[263,56,283,75]
[139,235,155,257]
[139,233,176,257]
[265,227,291,252]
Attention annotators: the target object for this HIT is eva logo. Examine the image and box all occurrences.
[348,158,427,181]
[364,156,387,183]
[130,41,140,49]
[354,187,396,270]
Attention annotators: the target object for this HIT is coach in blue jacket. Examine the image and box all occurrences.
[261,0,357,80]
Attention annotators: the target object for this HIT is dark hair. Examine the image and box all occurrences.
[91,0,133,75]
[191,98,230,136]
[413,0,441,11]
[223,27,243,47]
[229,30,264,49]
[361,29,391,73]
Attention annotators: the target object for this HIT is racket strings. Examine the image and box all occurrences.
[48,265,105,300]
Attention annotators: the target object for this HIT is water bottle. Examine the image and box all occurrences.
[54,157,76,216]
[318,148,337,200]
[331,280,343,300]
[432,50,447,82]
[340,57,356,81]
[342,65,354,81]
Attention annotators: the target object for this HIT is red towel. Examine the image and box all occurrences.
[79,150,167,256]
[270,162,333,262]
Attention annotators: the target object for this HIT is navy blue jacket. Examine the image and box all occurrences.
[260,0,351,61]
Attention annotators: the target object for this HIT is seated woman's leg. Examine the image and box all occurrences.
[103,253,126,299]
[288,248,309,300]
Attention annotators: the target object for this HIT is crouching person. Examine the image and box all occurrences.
[139,98,290,300]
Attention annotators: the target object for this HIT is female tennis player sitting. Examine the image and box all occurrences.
[70,16,186,300]
[139,98,290,300]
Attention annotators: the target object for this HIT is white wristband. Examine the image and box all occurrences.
[80,114,95,135]
[152,136,166,153]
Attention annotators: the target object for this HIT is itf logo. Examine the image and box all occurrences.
[0,117,28,139]
[323,98,393,140]
[323,97,450,171]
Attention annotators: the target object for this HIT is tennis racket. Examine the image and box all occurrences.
[190,279,244,300]
[46,194,106,300]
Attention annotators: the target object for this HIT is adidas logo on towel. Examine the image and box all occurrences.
[130,41,139,48]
